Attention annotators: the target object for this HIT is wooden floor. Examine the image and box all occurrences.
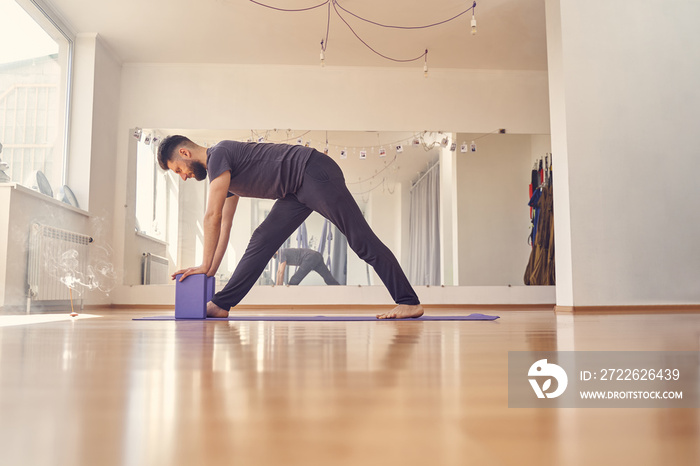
[0,307,698,466]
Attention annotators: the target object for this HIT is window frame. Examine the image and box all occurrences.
[10,0,74,187]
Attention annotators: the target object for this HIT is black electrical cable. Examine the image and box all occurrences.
[249,0,476,63]
[249,0,329,13]
[334,0,476,30]
[322,1,331,51]
[332,0,427,62]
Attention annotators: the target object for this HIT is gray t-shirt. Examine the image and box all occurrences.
[279,248,318,266]
[206,140,314,199]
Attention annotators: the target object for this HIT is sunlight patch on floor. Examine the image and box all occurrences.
[0,314,101,328]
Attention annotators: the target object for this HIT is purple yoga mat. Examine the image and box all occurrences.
[134,313,499,322]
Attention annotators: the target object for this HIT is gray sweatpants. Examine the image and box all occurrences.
[287,252,340,286]
[211,151,420,309]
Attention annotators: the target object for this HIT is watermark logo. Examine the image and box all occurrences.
[528,359,568,398]
[509,352,698,408]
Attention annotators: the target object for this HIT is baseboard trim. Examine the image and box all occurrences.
[91,303,554,312]
[555,304,700,314]
[230,303,554,311]
[90,304,171,310]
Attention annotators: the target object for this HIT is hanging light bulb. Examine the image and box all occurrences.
[470,2,477,35]
[320,40,325,67]
[423,49,428,78]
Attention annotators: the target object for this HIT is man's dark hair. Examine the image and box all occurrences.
[157,135,193,170]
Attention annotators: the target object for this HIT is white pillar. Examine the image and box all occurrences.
[545,0,700,307]
[439,137,458,285]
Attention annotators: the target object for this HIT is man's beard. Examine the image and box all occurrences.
[188,160,208,181]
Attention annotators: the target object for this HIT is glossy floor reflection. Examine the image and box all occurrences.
[0,308,698,466]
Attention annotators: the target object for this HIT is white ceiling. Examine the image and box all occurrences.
[48,0,548,184]
[45,0,548,70]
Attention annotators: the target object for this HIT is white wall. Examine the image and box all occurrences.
[546,0,700,307]
[118,64,550,133]
[0,34,122,309]
[0,184,91,308]
[65,34,122,305]
[439,141,458,286]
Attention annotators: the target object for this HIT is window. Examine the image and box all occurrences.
[0,0,72,193]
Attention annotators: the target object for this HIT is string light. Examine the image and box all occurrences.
[250,0,478,73]
[423,49,428,78]
[206,129,503,159]
[195,128,499,193]
[204,129,496,187]
[320,0,330,67]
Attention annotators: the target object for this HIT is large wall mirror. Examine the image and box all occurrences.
[126,129,551,288]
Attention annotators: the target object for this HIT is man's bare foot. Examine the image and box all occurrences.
[376,304,424,319]
[206,301,229,318]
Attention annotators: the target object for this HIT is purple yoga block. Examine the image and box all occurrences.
[175,273,208,319]
[207,275,215,302]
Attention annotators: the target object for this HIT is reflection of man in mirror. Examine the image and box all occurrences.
[158,136,423,319]
[275,248,339,286]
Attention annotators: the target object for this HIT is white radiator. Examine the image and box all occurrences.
[27,223,92,302]
[142,252,169,284]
